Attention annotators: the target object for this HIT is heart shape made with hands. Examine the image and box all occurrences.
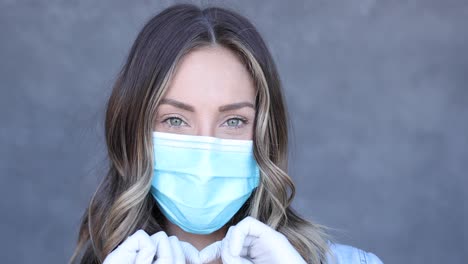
[179,240,223,264]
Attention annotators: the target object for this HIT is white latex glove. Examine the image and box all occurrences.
[102,229,186,264]
[220,216,307,264]
[151,231,186,264]
[179,240,223,264]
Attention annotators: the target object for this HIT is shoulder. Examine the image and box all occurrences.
[325,241,384,264]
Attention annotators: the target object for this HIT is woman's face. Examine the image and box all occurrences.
[154,45,256,140]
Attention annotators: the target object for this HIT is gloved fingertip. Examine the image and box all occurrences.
[168,236,186,264]
[228,227,243,256]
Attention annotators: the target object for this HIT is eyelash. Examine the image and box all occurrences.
[161,116,248,129]
[222,116,248,129]
[161,116,188,128]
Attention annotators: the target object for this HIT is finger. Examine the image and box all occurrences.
[233,216,271,238]
[104,230,155,264]
[221,237,252,264]
[228,235,255,258]
[228,217,270,256]
[150,231,172,263]
[224,226,238,257]
[134,233,158,264]
[240,236,255,257]
[221,237,241,264]
[179,241,201,264]
[225,232,249,257]
[168,236,185,264]
[123,230,154,252]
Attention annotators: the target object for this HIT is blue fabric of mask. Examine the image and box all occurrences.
[150,131,260,234]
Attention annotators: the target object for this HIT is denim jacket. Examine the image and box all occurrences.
[326,241,384,264]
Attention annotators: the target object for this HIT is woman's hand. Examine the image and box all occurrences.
[221,216,307,264]
[102,229,186,264]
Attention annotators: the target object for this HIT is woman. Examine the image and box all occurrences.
[70,3,383,264]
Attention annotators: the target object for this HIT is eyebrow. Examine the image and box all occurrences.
[219,102,255,112]
[160,98,194,112]
[160,98,255,112]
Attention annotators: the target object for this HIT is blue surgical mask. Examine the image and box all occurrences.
[150,131,260,234]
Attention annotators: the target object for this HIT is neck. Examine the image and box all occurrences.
[164,219,228,251]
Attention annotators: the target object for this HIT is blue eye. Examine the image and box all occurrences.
[165,117,185,127]
[224,117,247,128]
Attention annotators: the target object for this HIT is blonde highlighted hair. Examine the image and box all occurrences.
[70,3,332,264]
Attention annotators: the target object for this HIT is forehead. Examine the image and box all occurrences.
[164,45,256,105]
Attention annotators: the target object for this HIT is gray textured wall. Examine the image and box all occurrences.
[1,0,467,263]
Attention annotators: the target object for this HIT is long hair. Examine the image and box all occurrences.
[70,3,331,264]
